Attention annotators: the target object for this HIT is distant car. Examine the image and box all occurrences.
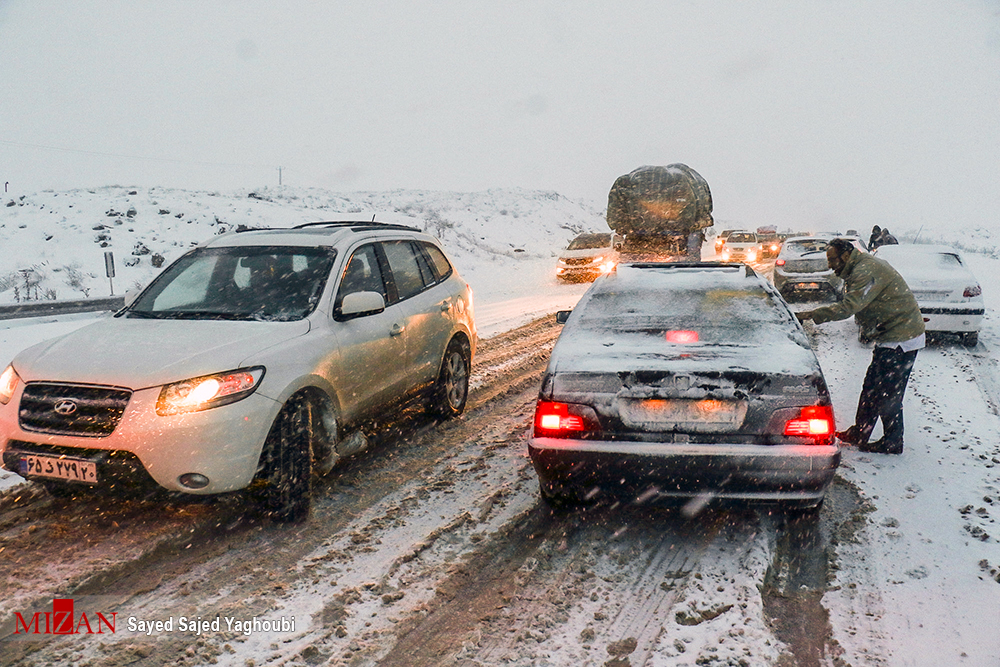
[758,233,782,259]
[720,231,761,264]
[713,229,735,254]
[555,232,621,282]
[0,221,477,520]
[874,244,984,347]
[772,235,865,302]
[529,263,839,513]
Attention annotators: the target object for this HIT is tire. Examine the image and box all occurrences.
[962,331,978,348]
[429,337,471,418]
[253,396,313,522]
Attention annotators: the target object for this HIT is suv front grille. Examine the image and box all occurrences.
[19,383,132,437]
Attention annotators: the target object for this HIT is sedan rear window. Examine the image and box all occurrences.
[576,270,791,345]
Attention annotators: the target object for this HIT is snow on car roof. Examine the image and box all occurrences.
[203,222,432,249]
[549,264,819,375]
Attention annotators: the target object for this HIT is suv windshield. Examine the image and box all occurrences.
[567,234,611,250]
[126,246,337,321]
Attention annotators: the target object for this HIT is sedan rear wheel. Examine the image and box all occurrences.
[254,396,313,522]
[429,337,471,418]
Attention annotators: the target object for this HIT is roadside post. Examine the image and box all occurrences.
[105,251,116,295]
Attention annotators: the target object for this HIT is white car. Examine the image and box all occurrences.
[874,243,984,347]
[719,231,761,264]
[555,232,621,282]
[0,221,476,520]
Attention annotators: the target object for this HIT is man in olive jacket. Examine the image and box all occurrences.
[796,238,925,454]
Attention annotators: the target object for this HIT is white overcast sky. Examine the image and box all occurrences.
[2,0,998,232]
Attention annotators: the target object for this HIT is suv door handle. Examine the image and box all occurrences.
[390,323,405,337]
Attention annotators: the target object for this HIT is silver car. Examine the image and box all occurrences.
[528,262,839,513]
[772,235,865,302]
[555,232,622,282]
[0,221,476,520]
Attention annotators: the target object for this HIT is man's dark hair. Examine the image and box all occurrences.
[829,238,855,255]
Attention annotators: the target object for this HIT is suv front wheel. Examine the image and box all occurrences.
[253,395,313,522]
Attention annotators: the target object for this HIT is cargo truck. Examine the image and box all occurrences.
[606,164,714,261]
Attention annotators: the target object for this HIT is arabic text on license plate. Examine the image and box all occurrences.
[20,455,98,483]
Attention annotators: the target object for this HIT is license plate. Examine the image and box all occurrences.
[620,399,747,432]
[797,283,821,290]
[20,454,98,484]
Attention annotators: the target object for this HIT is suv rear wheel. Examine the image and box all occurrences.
[429,337,471,418]
[254,396,313,522]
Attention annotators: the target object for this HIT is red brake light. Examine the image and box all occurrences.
[666,330,699,344]
[784,405,834,438]
[775,259,785,266]
[534,401,585,435]
[964,285,982,298]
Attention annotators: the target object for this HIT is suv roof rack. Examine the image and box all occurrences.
[293,220,422,232]
[622,261,757,277]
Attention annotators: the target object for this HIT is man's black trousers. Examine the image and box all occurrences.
[856,345,919,451]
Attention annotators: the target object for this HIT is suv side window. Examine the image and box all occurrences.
[420,242,453,282]
[381,240,430,301]
[335,244,387,315]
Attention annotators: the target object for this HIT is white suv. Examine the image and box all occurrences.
[0,221,476,520]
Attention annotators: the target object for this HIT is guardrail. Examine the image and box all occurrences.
[0,296,125,321]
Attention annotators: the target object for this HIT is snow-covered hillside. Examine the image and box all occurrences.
[0,186,607,307]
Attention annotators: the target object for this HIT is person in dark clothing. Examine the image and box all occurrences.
[878,228,899,246]
[868,225,883,249]
[796,238,925,454]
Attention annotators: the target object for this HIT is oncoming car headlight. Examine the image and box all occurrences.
[0,364,20,405]
[156,367,265,416]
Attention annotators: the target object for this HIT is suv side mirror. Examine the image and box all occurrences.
[339,291,386,319]
[555,310,571,324]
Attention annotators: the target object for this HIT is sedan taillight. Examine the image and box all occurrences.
[964,285,982,298]
[533,400,599,438]
[784,405,834,440]
[775,259,785,266]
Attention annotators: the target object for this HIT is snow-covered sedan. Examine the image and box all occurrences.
[772,235,865,302]
[529,263,839,513]
[0,221,476,520]
[874,243,984,347]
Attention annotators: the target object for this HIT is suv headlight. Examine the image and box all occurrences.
[0,364,20,405]
[156,367,265,416]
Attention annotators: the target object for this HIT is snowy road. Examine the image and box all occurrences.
[1,253,999,666]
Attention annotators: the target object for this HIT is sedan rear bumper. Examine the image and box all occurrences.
[528,437,840,506]
[918,305,984,334]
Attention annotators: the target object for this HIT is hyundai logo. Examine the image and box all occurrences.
[53,400,78,416]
